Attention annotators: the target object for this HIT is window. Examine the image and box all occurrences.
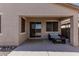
[53,22,58,31]
[21,18,25,33]
[32,23,41,30]
[0,16,1,33]
[46,22,58,32]
[46,22,53,31]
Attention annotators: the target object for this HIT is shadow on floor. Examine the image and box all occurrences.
[13,40,79,52]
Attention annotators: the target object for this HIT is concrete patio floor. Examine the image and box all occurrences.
[8,40,79,56]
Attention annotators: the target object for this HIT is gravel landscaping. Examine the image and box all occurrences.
[0,51,10,56]
[0,46,17,56]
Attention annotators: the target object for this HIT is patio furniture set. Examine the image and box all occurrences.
[48,32,66,44]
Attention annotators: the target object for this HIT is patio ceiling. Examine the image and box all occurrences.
[21,16,70,21]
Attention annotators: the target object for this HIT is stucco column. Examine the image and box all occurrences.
[70,14,78,47]
[41,19,46,39]
[58,20,61,34]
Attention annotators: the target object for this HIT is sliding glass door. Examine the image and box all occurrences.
[30,22,41,37]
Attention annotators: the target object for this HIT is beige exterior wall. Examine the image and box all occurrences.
[0,14,19,46]
[0,3,78,46]
[19,17,27,44]
[70,14,79,47]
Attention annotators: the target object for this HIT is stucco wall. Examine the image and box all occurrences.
[19,17,28,44]
[0,3,78,46]
[0,14,19,46]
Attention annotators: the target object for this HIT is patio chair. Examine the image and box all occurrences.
[48,32,66,44]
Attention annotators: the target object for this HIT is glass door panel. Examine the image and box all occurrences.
[30,22,41,37]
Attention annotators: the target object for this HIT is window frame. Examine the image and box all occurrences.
[46,22,53,32]
[21,17,26,33]
[46,22,58,32]
[53,22,58,31]
[0,16,1,33]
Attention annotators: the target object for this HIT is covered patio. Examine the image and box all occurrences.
[20,14,79,47]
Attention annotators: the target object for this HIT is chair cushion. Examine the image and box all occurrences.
[49,32,60,39]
